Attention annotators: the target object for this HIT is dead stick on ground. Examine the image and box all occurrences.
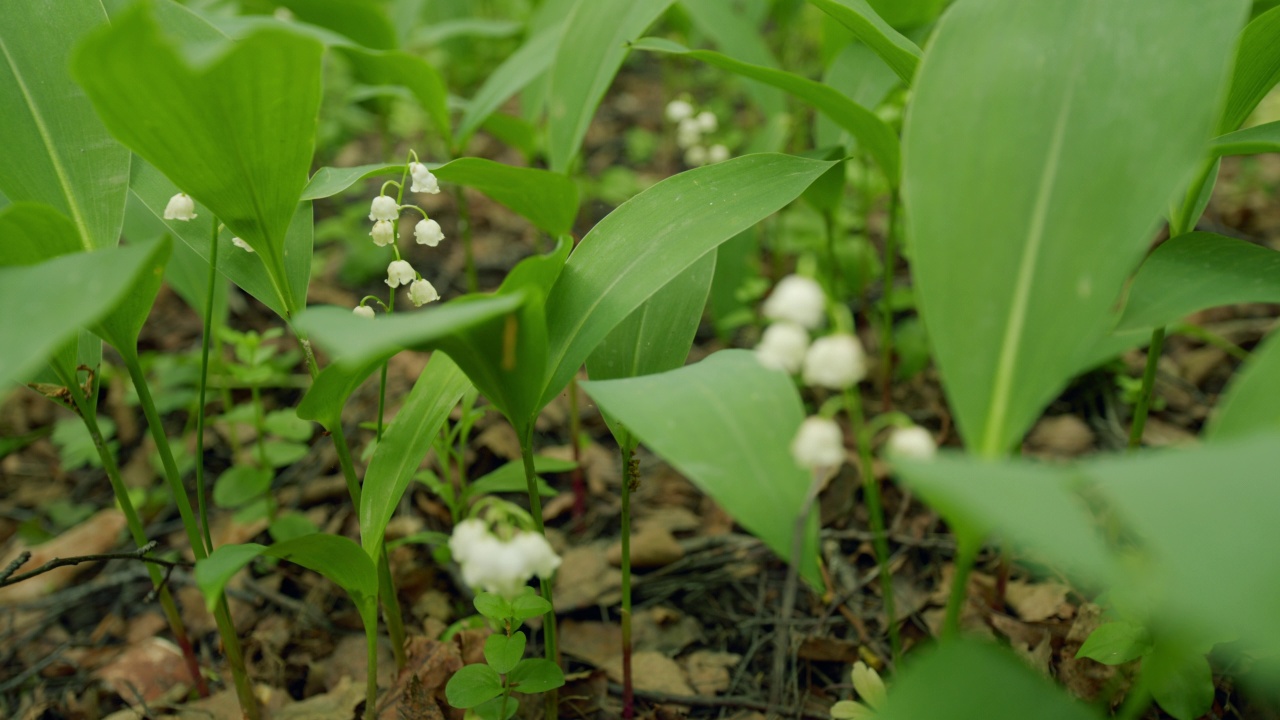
[0,541,192,590]
[769,468,829,715]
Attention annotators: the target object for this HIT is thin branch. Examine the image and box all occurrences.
[0,542,192,590]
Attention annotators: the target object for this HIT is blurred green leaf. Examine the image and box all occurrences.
[456,21,565,145]
[902,0,1246,456]
[808,0,921,84]
[433,158,578,236]
[818,41,899,150]
[466,457,566,500]
[1144,641,1214,720]
[1076,622,1150,665]
[582,350,822,587]
[213,465,274,508]
[1206,330,1280,440]
[681,0,787,123]
[0,0,129,251]
[1210,119,1280,156]
[272,0,396,50]
[1220,5,1280,131]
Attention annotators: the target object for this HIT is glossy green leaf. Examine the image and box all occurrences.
[817,41,899,150]
[292,294,524,368]
[1076,622,1150,666]
[196,535,378,627]
[1220,5,1280,132]
[433,158,578,236]
[0,243,158,389]
[445,664,504,708]
[633,38,899,184]
[546,0,674,172]
[1206,330,1280,440]
[361,353,470,557]
[510,593,552,622]
[295,353,392,431]
[1144,642,1214,720]
[273,0,396,50]
[474,592,512,621]
[484,631,526,675]
[92,237,172,358]
[456,21,565,145]
[541,154,836,408]
[879,639,1099,720]
[1117,233,1280,332]
[903,0,1246,456]
[213,465,275,508]
[0,202,84,264]
[865,0,948,29]
[507,658,564,694]
[1210,119,1280,156]
[808,0,921,85]
[301,162,401,201]
[0,0,129,251]
[681,0,787,121]
[72,2,323,317]
[582,350,822,587]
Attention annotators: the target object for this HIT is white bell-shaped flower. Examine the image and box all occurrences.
[448,519,491,564]
[369,195,399,222]
[370,220,394,247]
[231,237,254,253]
[708,144,730,164]
[791,416,845,470]
[802,333,866,389]
[511,532,561,579]
[385,259,416,288]
[414,218,444,247]
[448,520,562,601]
[886,425,937,460]
[163,193,197,221]
[665,99,694,122]
[763,275,827,329]
[755,322,809,374]
[409,162,440,194]
[408,278,440,307]
[676,117,702,149]
[352,304,375,319]
[695,110,718,133]
[684,145,708,167]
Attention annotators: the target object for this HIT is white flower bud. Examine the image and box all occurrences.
[448,519,492,564]
[802,333,866,389]
[695,110,718,133]
[763,275,826,329]
[370,220,394,247]
[886,425,937,460]
[163,193,197,221]
[231,237,254,253]
[684,145,708,167]
[414,218,444,247]
[352,304,375,319]
[369,195,399,222]
[755,322,809,374]
[511,532,561,578]
[676,117,702,149]
[407,278,440,307]
[385,259,415,288]
[409,162,440,194]
[707,144,730,164]
[791,417,845,470]
[665,99,694,123]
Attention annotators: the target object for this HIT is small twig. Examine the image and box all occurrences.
[0,552,31,582]
[607,682,831,720]
[0,542,191,590]
[0,641,70,693]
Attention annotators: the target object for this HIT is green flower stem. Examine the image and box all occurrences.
[843,387,901,661]
[942,534,980,638]
[193,220,219,555]
[569,378,586,526]
[377,550,409,670]
[519,430,558,718]
[58,364,209,698]
[364,621,379,720]
[620,442,637,719]
[1128,326,1166,449]
[878,189,900,411]
[454,187,478,294]
[375,160,412,442]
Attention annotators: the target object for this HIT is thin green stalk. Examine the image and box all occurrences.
[377,552,408,669]
[365,625,379,720]
[879,189,900,411]
[193,220,220,555]
[943,536,980,638]
[455,187,478,293]
[519,429,558,718]
[1128,326,1166,449]
[58,365,209,698]
[844,387,900,660]
[569,378,586,526]
[620,442,636,719]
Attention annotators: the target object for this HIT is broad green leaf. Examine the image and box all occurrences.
[339,47,450,140]
[484,631,526,675]
[301,163,401,201]
[444,664,504,708]
[195,535,378,628]
[213,465,274,508]
[72,2,323,317]
[817,41,899,150]
[633,38,900,184]
[903,0,1246,456]
[0,243,159,389]
[263,409,313,442]
[92,237,173,358]
[0,0,129,251]
[0,202,84,264]
[361,353,470,557]
[587,253,716,447]
[292,294,524,368]
[1077,622,1151,666]
[1206,330,1280,440]
[541,154,836,407]
[892,454,1112,584]
[272,0,396,50]
[510,593,552,622]
[466,457,566,500]
[1220,5,1280,132]
[1117,232,1280,332]
[456,21,565,145]
[681,0,787,121]
[474,593,512,621]
[879,639,1099,720]
[295,352,393,431]
[1210,119,1280,156]
[507,658,564,694]
[546,0,674,172]
[414,18,521,46]
[582,350,822,587]
[433,158,578,236]
[1144,642,1214,720]
[808,0,921,85]
[865,0,948,29]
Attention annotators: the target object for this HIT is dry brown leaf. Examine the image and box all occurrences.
[607,524,683,568]
[1005,580,1072,622]
[632,608,703,656]
[377,636,461,720]
[0,509,125,603]
[554,545,621,611]
[94,637,189,703]
[274,676,365,720]
[681,650,740,695]
[604,651,694,696]
[560,620,622,668]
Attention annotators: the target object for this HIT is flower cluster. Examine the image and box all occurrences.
[448,518,562,601]
[354,153,447,318]
[665,98,730,167]
[756,275,867,390]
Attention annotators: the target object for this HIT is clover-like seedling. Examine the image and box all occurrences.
[445,590,565,720]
